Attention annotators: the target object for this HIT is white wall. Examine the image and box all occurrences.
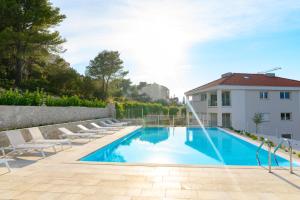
[221,90,246,130]
[244,90,300,140]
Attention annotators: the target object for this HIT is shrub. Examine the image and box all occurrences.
[251,135,258,140]
[169,106,179,116]
[298,153,300,158]
[65,95,81,106]
[266,140,275,147]
[45,95,106,108]
[0,89,45,106]
[259,136,264,141]
[162,107,169,115]
[115,102,125,119]
[0,89,106,108]
[234,130,243,135]
[245,132,251,137]
[0,89,22,105]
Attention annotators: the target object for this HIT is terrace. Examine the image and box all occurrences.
[1,122,300,200]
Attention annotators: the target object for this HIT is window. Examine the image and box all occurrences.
[281,113,291,121]
[200,93,207,101]
[222,113,232,128]
[210,113,218,127]
[280,92,290,99]
[259,91,268,99]
[222,91,231,106]
[281,133,292,139]
[209,94,217,106]
[261,113,270,122]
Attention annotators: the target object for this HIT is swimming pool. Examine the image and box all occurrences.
[80,127,294,166]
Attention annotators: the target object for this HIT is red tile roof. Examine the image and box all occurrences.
[185,73,300,94]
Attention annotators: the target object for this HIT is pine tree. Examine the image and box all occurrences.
[0,0,66,87]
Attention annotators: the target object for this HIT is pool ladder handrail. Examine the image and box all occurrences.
[273,138,293,174]
[256,138,273,173]
[256,138,267,166]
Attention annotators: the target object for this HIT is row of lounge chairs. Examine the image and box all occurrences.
[0,119,129,172]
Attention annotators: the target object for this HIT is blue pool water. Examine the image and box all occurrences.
[80,127,295,166]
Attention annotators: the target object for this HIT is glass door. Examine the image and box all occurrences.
[222,113,231,128]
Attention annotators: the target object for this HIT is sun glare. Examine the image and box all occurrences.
[110,3,193,95]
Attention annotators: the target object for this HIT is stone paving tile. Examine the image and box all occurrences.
[0,126,299,200]
[56,193,86,200]
[140,189,165,198]
[0,189,23,199]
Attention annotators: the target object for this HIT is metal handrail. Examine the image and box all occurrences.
[273,138,293,174]
[256,139,266,166]
[273,139,285,166]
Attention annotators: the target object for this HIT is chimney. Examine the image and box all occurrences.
[265,73,275,77]
[221,72,233,78]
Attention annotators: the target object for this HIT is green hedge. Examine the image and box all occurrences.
[0,89,45,106]
[0,89,184,114]
[116,101,185,119]
[0,89,107,108]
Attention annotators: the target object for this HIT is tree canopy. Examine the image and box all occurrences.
[86,51,128,100]
[0,0,66,87]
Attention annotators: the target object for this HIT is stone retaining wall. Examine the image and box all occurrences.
[0,104,115,131]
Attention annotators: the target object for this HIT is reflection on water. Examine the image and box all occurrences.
[185,129,220,162]
[81,127,291,166]
[140,127,170,144]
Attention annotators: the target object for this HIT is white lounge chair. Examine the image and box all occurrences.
[106,119,128,126]
[0,152,11,172]
[0,158,11,172]
[111,119,129,125]
[58,128,102,141]
[90,123,121,131]
[98,121,124,127]
[0,148,11,172]
[28,127,72,148]
[0,158,10,172]
[77,125,115,135]
[5,130,56,158]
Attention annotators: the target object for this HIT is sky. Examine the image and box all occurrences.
[51,0,300,98]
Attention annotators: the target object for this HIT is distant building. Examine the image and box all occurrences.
[139,83,170,101]
[185,72,300,141]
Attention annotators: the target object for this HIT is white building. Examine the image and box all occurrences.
[139,83,170,101]
[185,73,300,140]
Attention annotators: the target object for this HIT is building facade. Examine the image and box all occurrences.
[185,73,300,140]
[139,83,170,101]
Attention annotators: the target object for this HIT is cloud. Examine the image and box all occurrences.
[51,0,300,97]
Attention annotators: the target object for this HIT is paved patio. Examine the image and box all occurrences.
[0,126,299,200]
